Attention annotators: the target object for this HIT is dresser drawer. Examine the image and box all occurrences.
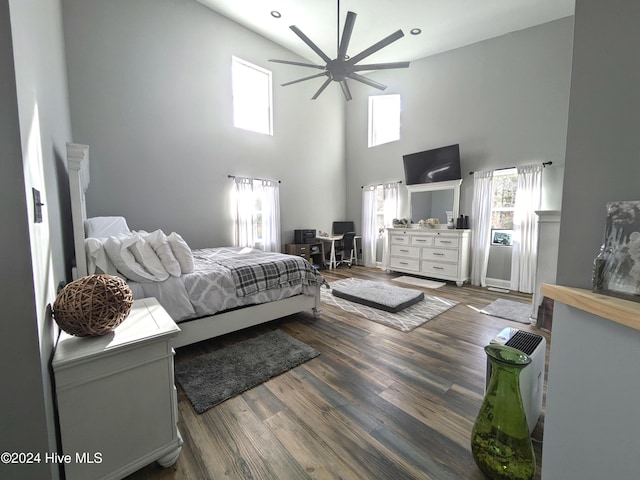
[390,257,420,272]
[390,234,411,244]
[435,236,459,248]
[421,261,458,277]
[410,236,434,246]
[390,245,420,258]
[422,247,458,263]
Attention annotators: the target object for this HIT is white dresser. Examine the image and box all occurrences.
[386,228,471,286]
[53,297,182,480]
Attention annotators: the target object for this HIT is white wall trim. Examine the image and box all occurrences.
[486,277,511,289]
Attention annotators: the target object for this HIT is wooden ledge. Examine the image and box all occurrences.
[542,284,640,332]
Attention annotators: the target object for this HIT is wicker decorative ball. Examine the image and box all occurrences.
[53,274,134,336]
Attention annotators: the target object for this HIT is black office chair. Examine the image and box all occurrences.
[336,232,357,268]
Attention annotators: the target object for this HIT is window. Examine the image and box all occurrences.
[490,169,517,246]
[231,56,273,135]
[232,177,281,252]
[368,94,401,147]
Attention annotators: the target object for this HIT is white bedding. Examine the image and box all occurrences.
[86,233,324,322]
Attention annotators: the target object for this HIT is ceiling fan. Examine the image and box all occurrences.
[268,1,410,101]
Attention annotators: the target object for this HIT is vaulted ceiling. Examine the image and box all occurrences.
[196,0,575,64]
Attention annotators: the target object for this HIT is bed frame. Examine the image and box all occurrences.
[67,143,321,348]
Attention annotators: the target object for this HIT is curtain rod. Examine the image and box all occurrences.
[228,174,281,183]
[361,180,403,189]
[468,161,552,176]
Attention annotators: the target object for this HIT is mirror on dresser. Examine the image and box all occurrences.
[407,179,462,226]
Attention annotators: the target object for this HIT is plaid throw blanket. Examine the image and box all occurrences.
[224,250,327,297]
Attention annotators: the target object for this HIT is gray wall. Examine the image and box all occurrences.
[344,17,574,279]
[61,0,346,250]
[556,0,640,289]
[1,0,73,478]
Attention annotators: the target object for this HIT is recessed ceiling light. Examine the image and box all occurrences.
[410,28,422,35]
[271,11,281,19]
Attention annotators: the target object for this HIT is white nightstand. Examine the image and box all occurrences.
[53,297,182,480]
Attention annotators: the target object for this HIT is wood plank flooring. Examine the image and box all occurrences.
[127,267,550,480]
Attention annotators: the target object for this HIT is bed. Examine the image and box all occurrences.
[67,143,325,348]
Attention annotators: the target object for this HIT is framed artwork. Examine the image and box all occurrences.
[491,230,513,246]
[592,201,640,302]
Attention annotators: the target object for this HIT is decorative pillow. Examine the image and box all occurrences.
[85,216,131,239]
[144,230,181,277]
[85,238,118,275]
[167,232,194,274]
[103,236,156,283]
[128,234,170,282]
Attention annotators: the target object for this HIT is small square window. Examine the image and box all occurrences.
[232,56,273,135]
[368,94,401,147]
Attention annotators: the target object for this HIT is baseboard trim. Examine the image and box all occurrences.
[486,277,511,290]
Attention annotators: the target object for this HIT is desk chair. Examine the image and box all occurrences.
[336,232,357,268]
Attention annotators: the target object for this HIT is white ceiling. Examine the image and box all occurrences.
[196,0,575,64]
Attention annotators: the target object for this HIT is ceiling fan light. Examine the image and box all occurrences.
[270,11,281,19]
[410,28,422,35]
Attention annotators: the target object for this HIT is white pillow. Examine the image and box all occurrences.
[167,232,194,274]
[103,236,156,283]
[128,234,169,282]
[85,216,131,239]
[144,230,181,277]
[84,238,118,275]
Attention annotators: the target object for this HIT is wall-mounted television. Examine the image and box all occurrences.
[402,144,461,185]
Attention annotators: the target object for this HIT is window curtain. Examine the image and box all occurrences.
[233,177,254,248]
[380,182,399,268]
[260,179,281,252]
[233,177,281,252]
[470,170,494,287]
[361,185,377,267]
[510,164,543,293]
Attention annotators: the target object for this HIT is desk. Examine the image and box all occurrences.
[316,235,361,269]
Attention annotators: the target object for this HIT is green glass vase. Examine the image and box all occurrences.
[470,345,536,480]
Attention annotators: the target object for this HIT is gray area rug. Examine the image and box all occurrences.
[321,278,458,332]
[480,298,533,324]
[175,330,320,413]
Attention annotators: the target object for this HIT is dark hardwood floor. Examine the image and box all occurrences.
[127,266,550,480]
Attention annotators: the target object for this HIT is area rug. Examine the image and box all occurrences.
[391,275,446,289]
[480,298,533,324]
[175,330,320,414]
[321,278,458,332]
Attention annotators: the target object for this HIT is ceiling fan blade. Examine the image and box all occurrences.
[340,80,352,101]
[338,11,357,60]
[348,72,387,91]
[352,61,410,72]
[311,78,333,100]
[282,72,328,87]
[348,29,405,66]
[290,25,332,64]
[269,59,326,70]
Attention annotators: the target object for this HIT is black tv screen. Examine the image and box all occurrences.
[402,144,461,185]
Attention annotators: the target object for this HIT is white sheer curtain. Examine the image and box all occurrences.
[361,185,377,267]
[380,182,399,268]
[233,177,254,248]
[260,179,281,252]
[233,177,281,251]
[470,170,494,287]
[510,164,543,293]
